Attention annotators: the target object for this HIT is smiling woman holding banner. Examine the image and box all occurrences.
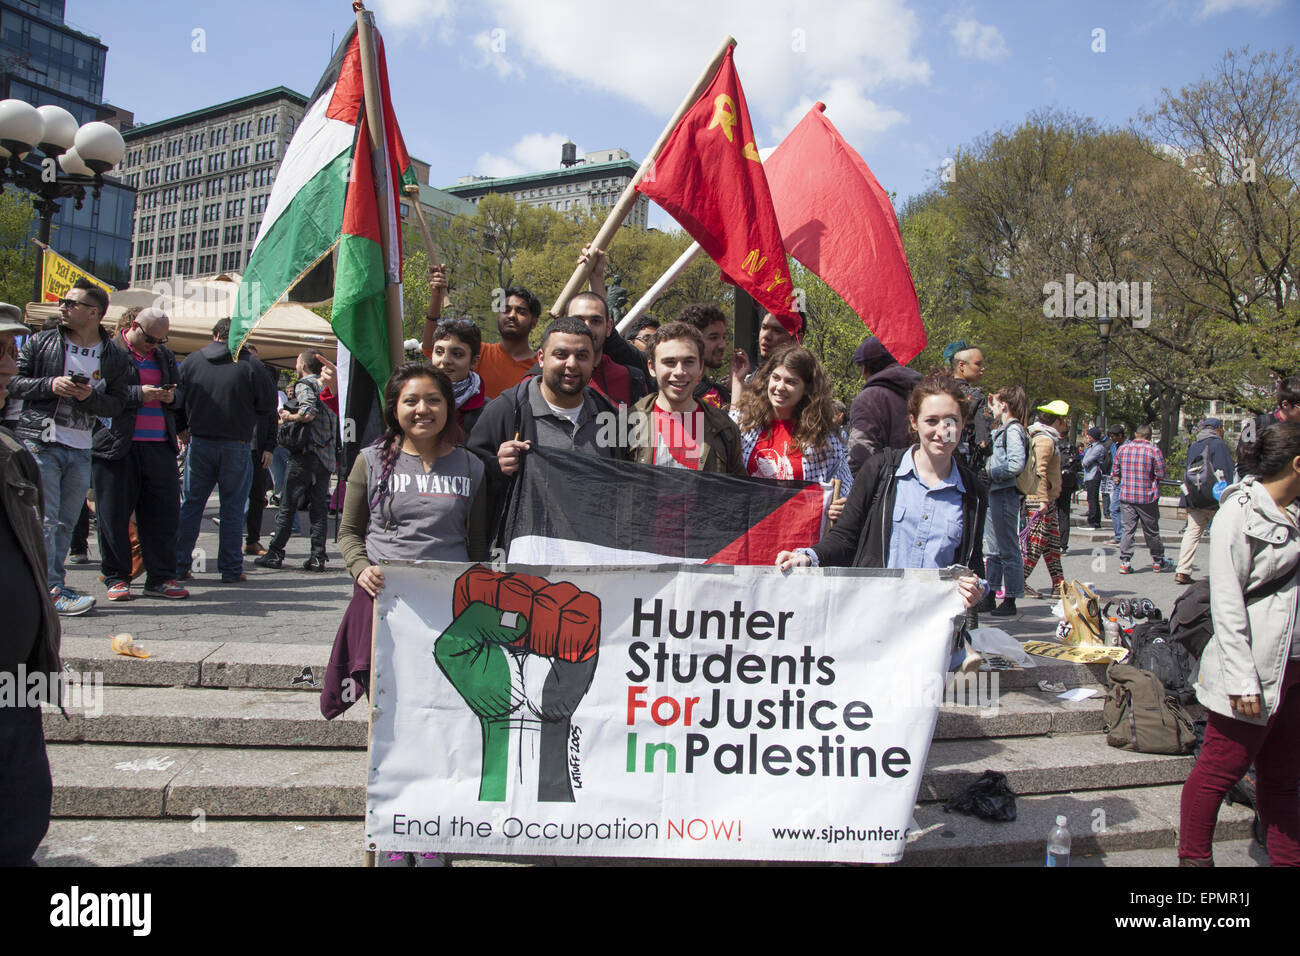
[775,375,988,670]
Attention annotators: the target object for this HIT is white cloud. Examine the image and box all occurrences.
[779,78,907,146]
[475,133,580,177]
[945,10,1009,61]
[471,0,930,152]
[369,0,457,43]
[1195,0,1284,17]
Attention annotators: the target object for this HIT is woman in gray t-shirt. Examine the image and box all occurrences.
[325,365,488,722]
[338,364,488,589]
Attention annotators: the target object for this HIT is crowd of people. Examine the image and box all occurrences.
[3,259,1299,869]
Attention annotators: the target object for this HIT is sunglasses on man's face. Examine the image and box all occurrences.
[58,297,89,309]
[134,323,167,345]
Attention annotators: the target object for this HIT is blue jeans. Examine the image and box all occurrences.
[24,440,92,591]
[982,487,1025,599]
[1109,482,1122,540]
[176,436,254,580]
[270,445,290,496]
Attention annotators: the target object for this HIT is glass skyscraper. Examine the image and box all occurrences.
[0,0,135,290]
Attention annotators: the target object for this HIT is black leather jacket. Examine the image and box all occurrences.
[91,335,184,460]
[8,325,131,446]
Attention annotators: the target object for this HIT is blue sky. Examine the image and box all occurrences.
[84,0,1297,226]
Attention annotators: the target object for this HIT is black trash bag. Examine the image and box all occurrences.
[943,770,1018,822]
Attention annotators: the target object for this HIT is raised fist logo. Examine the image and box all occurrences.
[435,566,601,803]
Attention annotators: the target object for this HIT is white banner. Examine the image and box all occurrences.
[367,561,964,863]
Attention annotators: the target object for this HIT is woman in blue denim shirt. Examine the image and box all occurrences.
[776,376,988,650]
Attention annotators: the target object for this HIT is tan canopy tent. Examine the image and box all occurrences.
[24,274,337,369]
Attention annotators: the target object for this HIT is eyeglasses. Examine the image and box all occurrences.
[58,297,90,309]
[632,333,657,345]
[438,318,477,331]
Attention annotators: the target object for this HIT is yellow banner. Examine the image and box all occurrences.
[1022,641,1130,664]
[40,247,112,303]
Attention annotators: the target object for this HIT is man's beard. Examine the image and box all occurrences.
[544,369,586,396]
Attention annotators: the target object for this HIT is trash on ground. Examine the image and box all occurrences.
[110,634,150,659]
[943,770,1017,822]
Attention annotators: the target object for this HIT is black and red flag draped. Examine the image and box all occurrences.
[503,448,832,566]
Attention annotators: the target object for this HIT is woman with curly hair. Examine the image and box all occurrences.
[732,346,852,518]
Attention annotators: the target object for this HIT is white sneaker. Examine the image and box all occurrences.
[51,586,96,616]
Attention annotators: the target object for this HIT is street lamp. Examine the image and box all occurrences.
[0,99,125,306]
[1096,314,1112,433]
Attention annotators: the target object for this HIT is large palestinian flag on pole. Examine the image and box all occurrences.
[504,448,834,565]
[229,18,415,397]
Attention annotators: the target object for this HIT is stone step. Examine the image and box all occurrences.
[34,815,1266,867]
[48,725,1201,820]
[934,689,1107,739]
[46,743,367,818]
[43,685,367,749]
[44,677,1116,750]
[920,732,1195,802]
[900,783,1255,866]
[58,636,334,691]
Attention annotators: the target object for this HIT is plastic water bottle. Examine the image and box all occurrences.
[1046,815,1071,867]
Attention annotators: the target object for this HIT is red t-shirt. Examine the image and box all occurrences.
[747,419,803,480]
[652,406,701,470]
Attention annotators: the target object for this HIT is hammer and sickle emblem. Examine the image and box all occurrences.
[707,94,738,143]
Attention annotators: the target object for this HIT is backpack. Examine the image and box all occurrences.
[277,378,321,454]
[1102,662,1198,755]
[1015,431,1039,496]
[1183,443,1219,509]
[1128,620,1196,705]
[1060,579,1104,646]
[1169,571,1294,660]
[1100,441,1114,477]
[1058,439,1081,493]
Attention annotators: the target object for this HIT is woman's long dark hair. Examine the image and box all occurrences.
[370,363,459,516]
[1238,422,1300,479]
[733,346,837,450]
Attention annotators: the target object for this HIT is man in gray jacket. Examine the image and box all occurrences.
[1175,417,1234,584]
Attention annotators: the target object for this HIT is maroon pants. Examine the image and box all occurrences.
[1179,660,1300,865]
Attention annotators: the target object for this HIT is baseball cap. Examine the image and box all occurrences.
[0,302,28,336]
[853,336,895,366]
[1037,400,1070,417]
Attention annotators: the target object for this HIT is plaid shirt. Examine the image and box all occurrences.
[1112,438,1164,504]
[736,421,855,493]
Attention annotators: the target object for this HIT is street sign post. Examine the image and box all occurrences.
[1093,378,1112,392]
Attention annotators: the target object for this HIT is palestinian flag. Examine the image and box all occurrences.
[229,16,415,398]
[504,447,834,565]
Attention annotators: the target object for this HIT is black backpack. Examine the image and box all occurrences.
[1129,620,1196,706]
[1058,439,1081,493]
[1169,571,1294,660]
[1183,443,1218,509]
[1100,441,1114,477]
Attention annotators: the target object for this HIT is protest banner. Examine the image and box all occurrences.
[366,560,965,863]
[38,243,112,303]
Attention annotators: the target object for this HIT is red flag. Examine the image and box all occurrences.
[636,48,798,333]
[764,103,925,364]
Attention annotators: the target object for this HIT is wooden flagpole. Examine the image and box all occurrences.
[547,36,735,319]
[353,1,404,373]
[614,240,702,334]
[403,184,451,310]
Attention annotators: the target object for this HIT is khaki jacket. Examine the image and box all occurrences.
[1197,478,1300,723]
[626,393,746,475]
[1024,424,1062,505]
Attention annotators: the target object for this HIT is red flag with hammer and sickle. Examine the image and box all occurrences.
[636,47,799,333]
